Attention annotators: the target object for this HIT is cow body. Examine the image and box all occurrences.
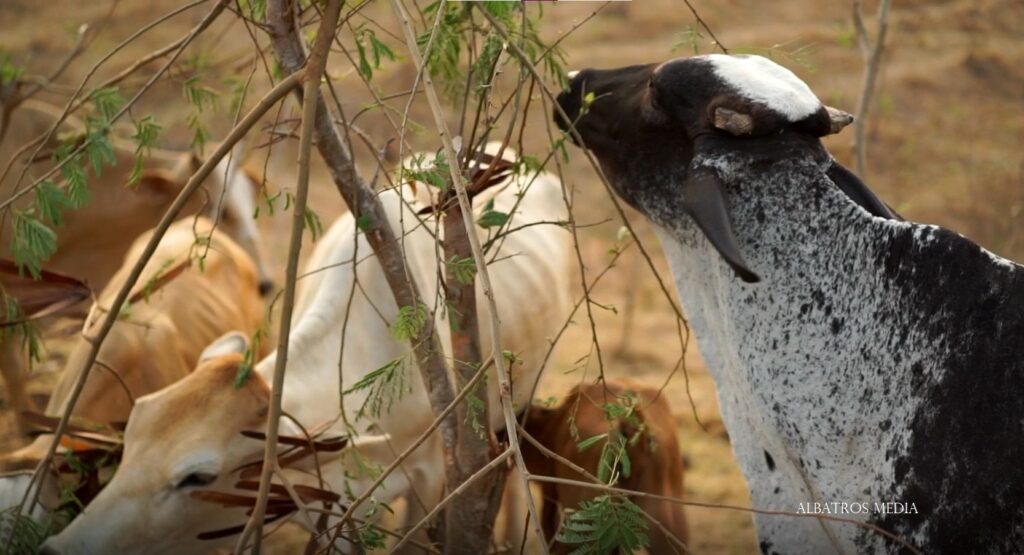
[555,54,1024,553]
[657,148,1024,554]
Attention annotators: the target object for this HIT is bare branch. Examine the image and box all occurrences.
[390,2,548,551]
[391,448,514,553]
[682,0,728,53]
[852,0,892,177]
[233,2,342,553]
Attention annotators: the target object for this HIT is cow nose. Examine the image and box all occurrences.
[38,543,61,555]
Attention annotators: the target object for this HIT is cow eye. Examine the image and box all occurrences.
[174,472,218,489]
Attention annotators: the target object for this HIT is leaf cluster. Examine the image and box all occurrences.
[556,494,649,554]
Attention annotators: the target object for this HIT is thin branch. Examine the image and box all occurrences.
[391,448,514,554]
[681,0,728,53]
[233,2,341,553]
[390,2,548,551]
[0,0,226,220]
[852,0,891,177]
[0,0,210,218]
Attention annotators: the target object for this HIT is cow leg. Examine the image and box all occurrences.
[0,334,34,436]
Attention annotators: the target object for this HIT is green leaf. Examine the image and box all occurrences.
[183,75,219,112]
[35,179,71,226]
[129,115,161,187]
[89,87,124,121]
[0,52,25,86]
[303,207,324,241]
[446,255,476,285]
[477,208,509,229]
[84,125,115,175]
[10,210,57,278]
[390,303,429,342]
[576,433,608,453]
[186,111,209,152]
[342,357,410,419]
[356,214,372,232]
[555,495,650,553]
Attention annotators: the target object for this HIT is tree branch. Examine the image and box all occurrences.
[391,448,514,554]
[233,1,341,553]
[390,1,547,551]
[264,0,458,473]
[852,0,891,177]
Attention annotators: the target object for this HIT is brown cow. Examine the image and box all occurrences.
[520,380,689,554]
[0,216,267,518]
[0,99,271,434]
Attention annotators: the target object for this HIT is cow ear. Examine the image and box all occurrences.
[682,154,760,283]
[708,95,789,137]
[136,170,181,200]
[199,332,249,362]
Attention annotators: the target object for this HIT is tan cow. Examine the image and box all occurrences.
[0,216,267,519]
[518,380,689,554]
[0,99,272,434]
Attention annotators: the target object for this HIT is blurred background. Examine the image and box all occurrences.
[1,0,1020,552]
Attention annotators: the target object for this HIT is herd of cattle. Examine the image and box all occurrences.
[1,52,1022,554]
[0,95,686,552]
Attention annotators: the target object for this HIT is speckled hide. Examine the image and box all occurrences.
[657,149,1024,554]
[555,54,1024,554]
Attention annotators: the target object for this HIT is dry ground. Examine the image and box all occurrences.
[0,0,1020,553]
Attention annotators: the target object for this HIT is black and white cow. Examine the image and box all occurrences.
[556,54,1024,554]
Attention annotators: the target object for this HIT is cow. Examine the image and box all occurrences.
[555,53,1024,553]
[0,216,268,522]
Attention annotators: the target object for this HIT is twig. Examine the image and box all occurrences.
[681,0,728,53]
[0,0,207,179]
[233,2,341,553]
[0,0,226,220]
[852,0,891,177]
[0,24,90,145]
[390,2,550,553]
[3,69,302,552]
[390,448,514,554]
[270,461,324,549]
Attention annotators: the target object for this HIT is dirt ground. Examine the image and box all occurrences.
[0,0,1020,553]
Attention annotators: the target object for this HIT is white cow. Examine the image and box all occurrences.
[41,148,573,554]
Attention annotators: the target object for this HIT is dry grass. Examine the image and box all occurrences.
[0,0,1020,553]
